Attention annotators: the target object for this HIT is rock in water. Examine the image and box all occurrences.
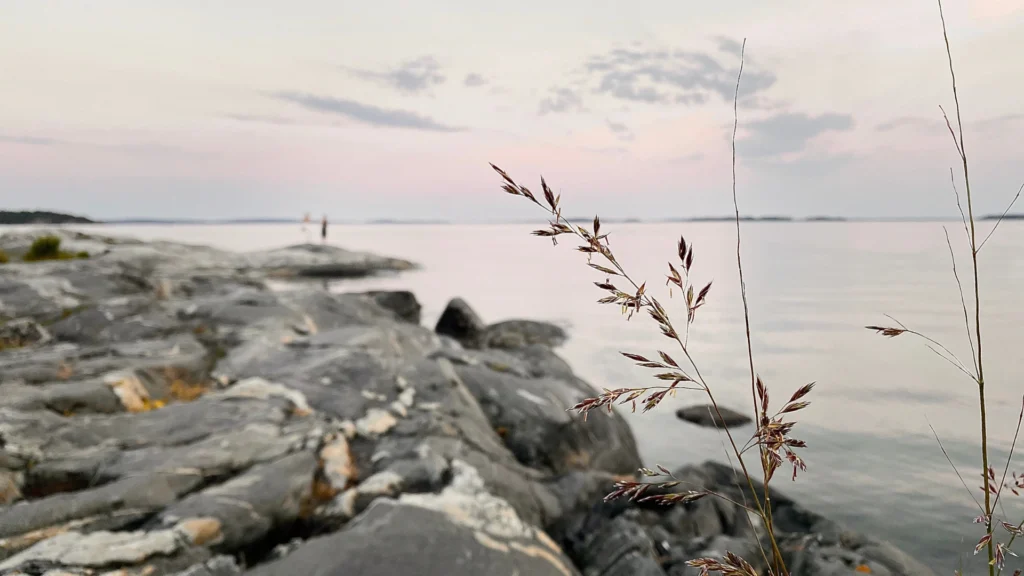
[675,404,752,428]
[434,298,485,347]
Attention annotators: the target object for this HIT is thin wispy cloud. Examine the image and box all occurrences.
[346,56,446,94]
[0,134,66,146]
[222,113,301,126]
[0,133,207,159]
[538,87,585,115]
[875,116,941,132]
[740,112,854,157]
[606,119,635,141]
[272,91,462,132]
[464,73,488,87]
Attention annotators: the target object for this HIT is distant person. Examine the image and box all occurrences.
[302,213,312,243]
[321,215,328,244]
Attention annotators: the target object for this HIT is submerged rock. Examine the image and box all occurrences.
[675,404,752,428]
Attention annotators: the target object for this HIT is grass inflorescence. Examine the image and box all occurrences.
[491,38,813,575]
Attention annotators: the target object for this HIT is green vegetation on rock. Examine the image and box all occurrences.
[21,235,90,262]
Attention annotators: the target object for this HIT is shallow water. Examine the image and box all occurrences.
[46,221,1024,573]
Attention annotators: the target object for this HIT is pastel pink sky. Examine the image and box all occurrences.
[0,0,1022,221]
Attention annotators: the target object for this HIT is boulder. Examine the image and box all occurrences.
[361,290,422,324]
[434,298,486,347]
[453,363,642,476]
[481,319,568,349]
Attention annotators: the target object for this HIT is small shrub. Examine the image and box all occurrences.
[20,236,89,262]
[23,235,63,261]
[0,250,8,264]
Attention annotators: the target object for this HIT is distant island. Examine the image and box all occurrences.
[105,218,298,225]
[981,213,1024,220]
[366,219,451,225]
[0,211,95,225]
[662,216,795,223]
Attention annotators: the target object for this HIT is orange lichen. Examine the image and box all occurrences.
[169,379,207,402]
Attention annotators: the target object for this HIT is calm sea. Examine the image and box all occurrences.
[39,221,1024,573]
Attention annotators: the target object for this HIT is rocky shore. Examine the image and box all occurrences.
[0,230,935,576]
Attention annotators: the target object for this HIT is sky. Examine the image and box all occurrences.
[1,0,1023,222]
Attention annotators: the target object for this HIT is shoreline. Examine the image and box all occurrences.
[0,229,935,575]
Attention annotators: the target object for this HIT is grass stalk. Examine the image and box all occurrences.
[936,0,994,569]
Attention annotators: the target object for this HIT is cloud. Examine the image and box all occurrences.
[1,133,207,159]
[875,116,941,132]
[272,91,462,132]
[346,56,445,94]
[580,44,776,107]
[974,113,1024,132]
[222,113,300,125]
[605,119,635,141]
[464,73,488,87]
[875,114,1023,134]
[538,87,585,115]
[715,36,745,57]
[740,112,854,157]
[0,134,65,146]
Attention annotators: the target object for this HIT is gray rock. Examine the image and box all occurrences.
[42,294,181,346]
[361,290,422,324]
[434,298,485,347]
[170,556,243,576]
[675,405,752,428]
[0,378,123,415]
[0,333,208,386]
[248,473,580,576]
[0,319,51,349]
[481,319,568,349]
[245,243,415,278]
[0,472,202,557]
[0,524,212,574]
[454,364,642,475]
[564,515,665,576]
[150,452,318,551]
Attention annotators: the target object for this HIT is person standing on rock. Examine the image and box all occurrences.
[321,215,328,244]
